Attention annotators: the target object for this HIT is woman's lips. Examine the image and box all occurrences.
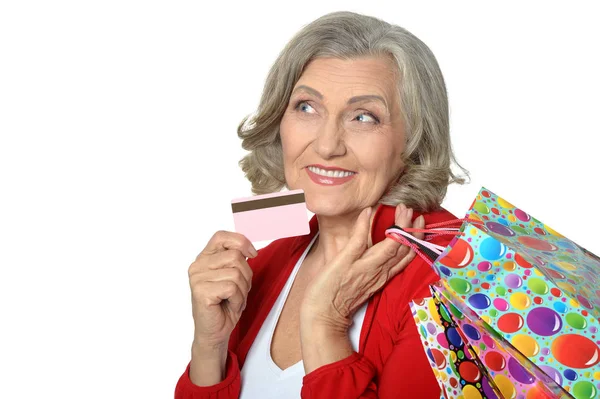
[305,167,357,186]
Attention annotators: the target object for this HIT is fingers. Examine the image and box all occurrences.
[363,204,412,264]
[360,203,427,269]
[342,207,372,261]
[388,247,417,276]
[200,230,257,259]
[395,203,413,229]
[192,280,246,312]
[190,249,253,286]
[205,250,253,283]
[383,205,426,275]
[196,267,251,296]
[413,214,425,241]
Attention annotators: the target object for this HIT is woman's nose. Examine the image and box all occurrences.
[312,120,347,159]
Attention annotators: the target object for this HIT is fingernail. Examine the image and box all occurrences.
[366,207,372,218]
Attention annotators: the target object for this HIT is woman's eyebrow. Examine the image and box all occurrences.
[347,95,387,109]
[292,85,388,110]
[292,85,323,99]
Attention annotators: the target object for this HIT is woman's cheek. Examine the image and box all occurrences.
[291,119,321,147]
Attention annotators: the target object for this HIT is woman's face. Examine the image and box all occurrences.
[280,56,406,217]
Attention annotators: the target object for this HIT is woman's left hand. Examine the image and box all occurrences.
[300,203,425,332]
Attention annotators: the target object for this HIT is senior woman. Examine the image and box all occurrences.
[176,11,467,399]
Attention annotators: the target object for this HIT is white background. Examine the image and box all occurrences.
[1,1,599,398]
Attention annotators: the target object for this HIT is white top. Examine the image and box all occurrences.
[240,232,368,399]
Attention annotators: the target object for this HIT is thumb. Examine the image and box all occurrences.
[344,207,372,260]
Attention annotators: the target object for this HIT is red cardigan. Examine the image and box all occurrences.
[176,204,458,398]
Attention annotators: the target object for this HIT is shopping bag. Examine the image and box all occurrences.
[389,187,600,399]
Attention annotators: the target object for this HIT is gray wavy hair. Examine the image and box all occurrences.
[237,11,469,212]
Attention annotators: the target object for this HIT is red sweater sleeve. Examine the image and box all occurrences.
[301,352,378,398]
[174,350,240,399]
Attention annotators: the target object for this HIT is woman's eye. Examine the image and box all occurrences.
[295,101,316,114]
[354,112,379,124]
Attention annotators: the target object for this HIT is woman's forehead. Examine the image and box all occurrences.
[295,57,397,91]
[294,56,398,101]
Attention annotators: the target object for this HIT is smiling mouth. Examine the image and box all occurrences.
[305,165,357,187]
[306,166,356,178]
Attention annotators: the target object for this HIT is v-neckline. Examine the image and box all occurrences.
[237,204,388,368]
[266,233,318,377]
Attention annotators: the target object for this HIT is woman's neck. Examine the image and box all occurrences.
[308,205,380,266]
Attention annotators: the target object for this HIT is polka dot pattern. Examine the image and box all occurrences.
[412,284,567,398]
[414,188,600,397]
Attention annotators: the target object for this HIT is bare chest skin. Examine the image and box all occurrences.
[270,253,318,370]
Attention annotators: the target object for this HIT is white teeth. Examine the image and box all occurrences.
[308,166,355,178]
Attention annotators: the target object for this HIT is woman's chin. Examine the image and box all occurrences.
[296,185,355,216]
[306,198,348,217]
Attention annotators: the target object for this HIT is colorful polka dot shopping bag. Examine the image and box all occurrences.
[387,187,600,399]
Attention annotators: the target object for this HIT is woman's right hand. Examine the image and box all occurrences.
[189,230,257,352]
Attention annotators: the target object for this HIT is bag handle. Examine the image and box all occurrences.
[384,218,484,266]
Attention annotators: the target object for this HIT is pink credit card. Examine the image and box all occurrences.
[231,189,310,243]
